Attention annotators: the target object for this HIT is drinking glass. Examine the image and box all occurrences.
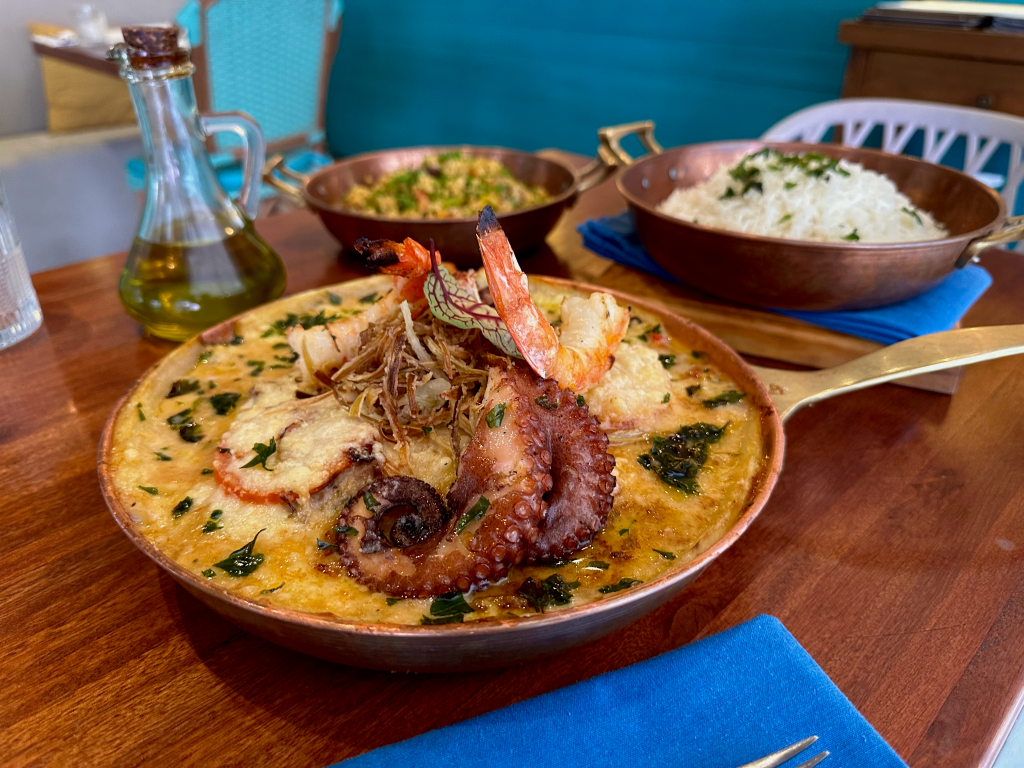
[0,176,43,350]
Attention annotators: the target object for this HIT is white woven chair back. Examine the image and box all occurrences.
[763,98,1024,213]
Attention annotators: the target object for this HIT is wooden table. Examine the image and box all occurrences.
[3,166,1024,768]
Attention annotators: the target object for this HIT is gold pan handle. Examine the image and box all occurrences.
[262,154,309,207]
[957,215,1024,267]
[752,325,1024,421]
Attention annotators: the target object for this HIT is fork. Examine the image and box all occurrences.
[735,735,830,768]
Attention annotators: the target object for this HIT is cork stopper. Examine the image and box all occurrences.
[119,24,187,68]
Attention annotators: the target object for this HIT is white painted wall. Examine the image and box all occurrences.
[0,0,183,136]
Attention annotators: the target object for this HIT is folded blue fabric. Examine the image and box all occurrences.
[334,615,906,768]
[579,212,992,345]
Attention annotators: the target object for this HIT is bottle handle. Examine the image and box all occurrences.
[198,111,265,221]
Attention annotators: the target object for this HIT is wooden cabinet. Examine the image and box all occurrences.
[840,19,1024,116]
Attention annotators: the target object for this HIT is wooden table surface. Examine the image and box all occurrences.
[3,164,1024,768]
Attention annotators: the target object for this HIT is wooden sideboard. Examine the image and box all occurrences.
[839,19,1024,116]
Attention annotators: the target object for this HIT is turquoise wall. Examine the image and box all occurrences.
[325,0,874,158]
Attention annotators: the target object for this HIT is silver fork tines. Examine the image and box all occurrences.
[735,735,830,768]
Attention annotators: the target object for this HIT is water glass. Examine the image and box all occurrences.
[0,176,43,351]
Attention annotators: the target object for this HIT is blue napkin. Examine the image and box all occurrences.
[334,615,907,768]
[579,212,993,345]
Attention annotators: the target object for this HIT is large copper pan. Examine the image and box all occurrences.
[264,147,609,268]
[595,121,1024,311]
[97,276,1024,673]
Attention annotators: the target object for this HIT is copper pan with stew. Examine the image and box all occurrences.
[593,121,1024,311]
[97,273,1024,672]
[264,147,611,268]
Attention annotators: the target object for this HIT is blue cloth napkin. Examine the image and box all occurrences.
[334,615,907,768]
[579,212,992,345]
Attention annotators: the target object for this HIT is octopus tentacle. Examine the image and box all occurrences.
[521,377,617,564]
[334,366,551,598]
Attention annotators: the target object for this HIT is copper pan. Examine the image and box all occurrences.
[97,276,1024,673]
[594,121,1024,311]
[264,147,610,268]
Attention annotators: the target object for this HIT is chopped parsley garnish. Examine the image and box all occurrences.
[518,574,579,613]
[363,492,380,512]
[171,496,193,518]
[686,384,701,397]
[274,350,299,364]
[778,213,792,224]
[843,228,860,242]
[327,291,342,305]
[358,292,380,304]
[485,403,506,428]
[261,310,340,338]
[202,569,216,579]
[638,324,661,342]
[154,451,172,461]
[136,403,146,421]
[902,206,923,225]
[227,335,244,345]
[202,520,222,534]
[784,181,797,190]
[138,485,158,495]
[246,359,265,376]
[455,496,490,533]
[636,421,728,493]
[619,519,636,536]
[167,379,201,398]
[316,538,334,551]
[662,393,671,403]
[167,409,192,427]
[702,390,746,409]
[576,394,586,407]
[654,549,677,560]
[178,422,204,443]
[598,578,643,594]
[423,426,432,434]
[197,350,213,364]
[212,529,266,577]
[333,524,358,537]
[210,509,223,520]
[209,392,241,415]
[260,583,285,595]
[386,597,403,606]
[587,560,611,570]
[421,591,474,623]
[241,437,276,470]
[534,395,558,410]
[658,354,676,369]
[201,468,213,475]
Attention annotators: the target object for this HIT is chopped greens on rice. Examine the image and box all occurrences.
[657,148,947,244]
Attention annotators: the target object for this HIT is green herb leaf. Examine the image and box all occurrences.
[843,228,860,242]
[784,181,797,190]
[155,451,172,461]
[455,495,490,533]
[262,310,340,338]
[663,393,671,403]
[576,394,586,407]
[274,350,299,364]
[637,421,728,493]
[598,577,643,594]
[363,492,380,512]
[201,468,213,475]
[136,403,146,421]
[260,583,285,595]
[171,496,193,518]
[333,524,358,537]
[316,538,335,551]
[247,359,265,376]
[241,437,277,470]
[430,591,475,617]
[178,422,204,443]
[167,409,193,427]
[424,246,520,357]
[638,324,661,343]
[210,509,223,520]
[327,291,342,305]
[202,520,222,533]
[202,569,216,579]
[720,187,736,199]
[386,597,403,606]
[902,206,923,225]
[209,392,241,415]
[422,426,433,434]
[197,350,213,364]
[167,379,202,398]
[686,384,701,397]
[654,549,677,560]
[485,403,506,428]
[138,485,158,495]
[420,614,464,625]
[778,213,792,224]
[359,292,380,304]
[702,390,746,409]
[213,529,266,577]
[658,354,676,369]
[619,519,636,536]
[587,560,611,570]
[534,395,558,410]
[518,574,579,613]
[227,335,244,346]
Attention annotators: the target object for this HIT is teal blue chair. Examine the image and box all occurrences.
[129,0,342,203]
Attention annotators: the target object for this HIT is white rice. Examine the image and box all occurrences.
[656,149,947,244]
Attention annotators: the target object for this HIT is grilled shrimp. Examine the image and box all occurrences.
[475,206,629,392]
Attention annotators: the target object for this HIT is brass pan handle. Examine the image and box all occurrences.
[752,324,1024,421]
[957,214,1024,267]
[262,154,309,206]
[597,120,664,166]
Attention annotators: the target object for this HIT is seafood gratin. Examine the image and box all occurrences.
[105,208,764,626]
[342,152,550,219]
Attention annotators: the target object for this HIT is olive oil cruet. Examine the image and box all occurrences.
[109,26,286,341]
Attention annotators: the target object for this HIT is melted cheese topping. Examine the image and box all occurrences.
[107,277,764,626]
